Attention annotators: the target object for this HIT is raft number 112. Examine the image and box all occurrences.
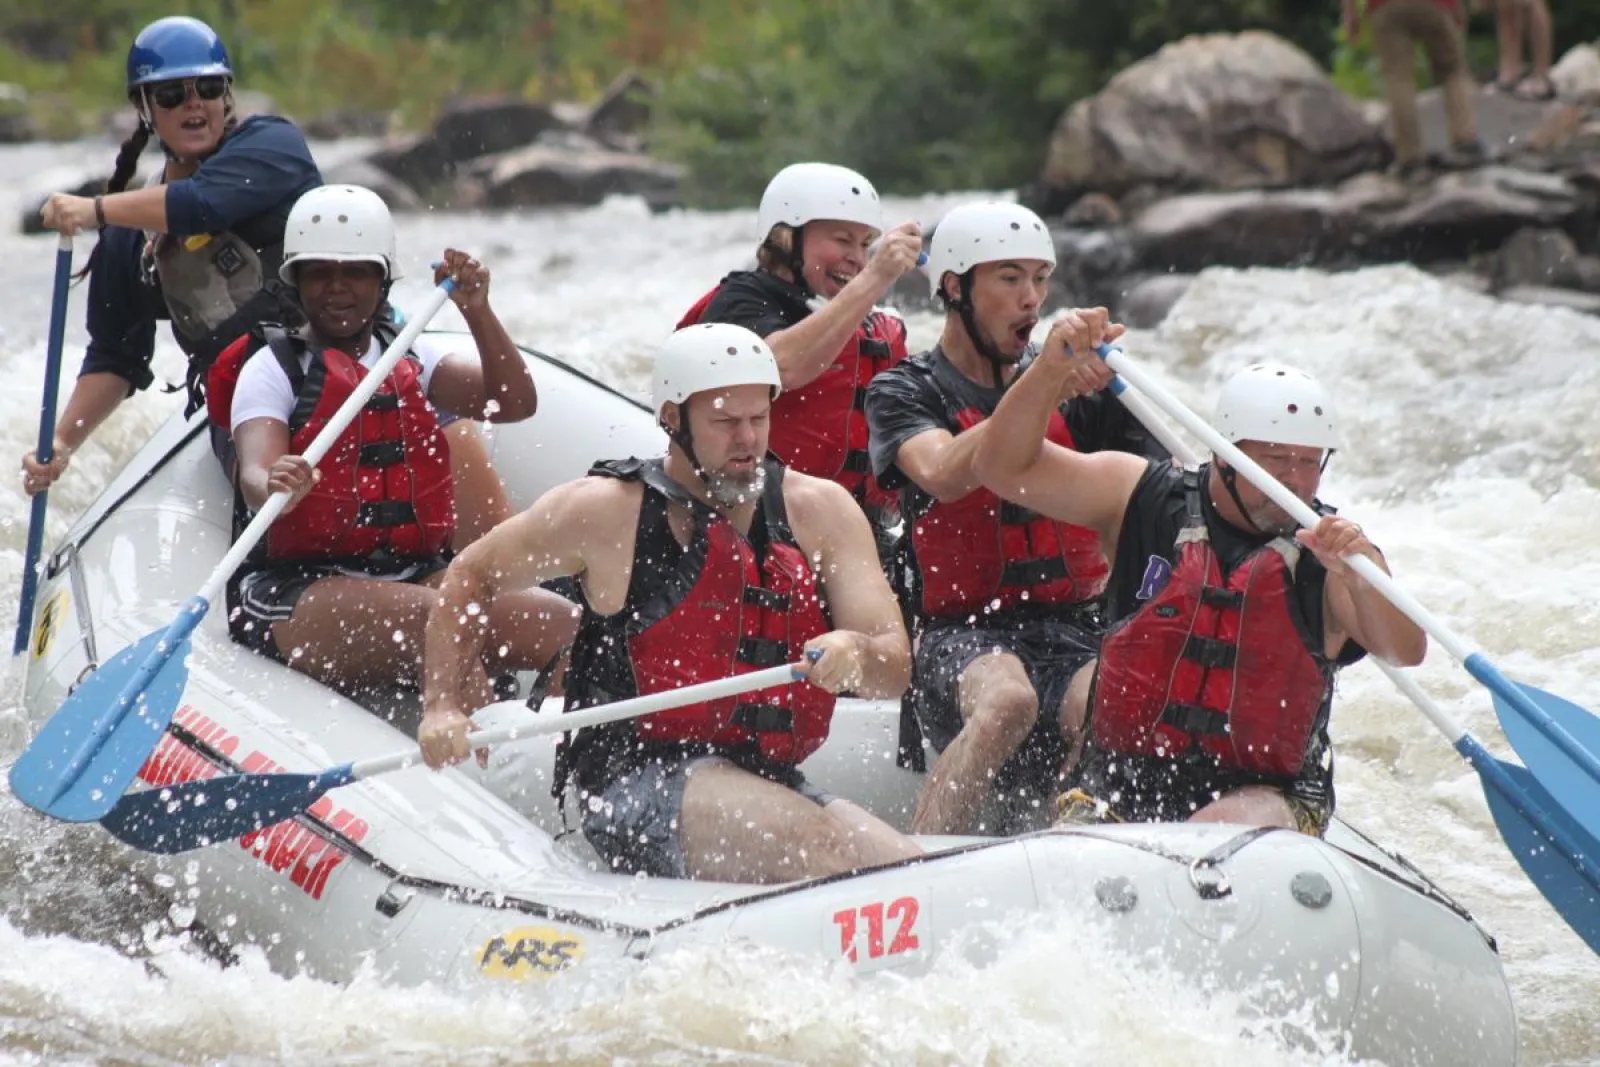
[832,896,922,964]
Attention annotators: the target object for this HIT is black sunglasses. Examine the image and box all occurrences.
[148,76,229,111]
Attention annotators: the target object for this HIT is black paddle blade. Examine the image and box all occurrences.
[99,763,354,854]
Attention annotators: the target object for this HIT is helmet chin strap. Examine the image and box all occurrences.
[952,272,1017,390]
[1215,448,1336,539]
[1214,459,1268,537]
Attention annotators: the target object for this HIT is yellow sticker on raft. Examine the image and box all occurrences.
[32,589,68,660]
[476,927,584,980]
[183,234,212,251]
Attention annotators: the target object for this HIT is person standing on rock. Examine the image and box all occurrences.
[863,202,1166,836]
[1492,0,1556,101]
[1346,0,1486,174]
[676,162,924,542]
[23,16,321,493]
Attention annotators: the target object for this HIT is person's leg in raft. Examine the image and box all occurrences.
[268,573,578,704]
[679,760,922,884]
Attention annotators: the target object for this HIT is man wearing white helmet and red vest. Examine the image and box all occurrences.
[678,162,923,528]
[863,201,1167,835]
[420,322,921,883]
[211,184,577,703]
[976,352,1427,834]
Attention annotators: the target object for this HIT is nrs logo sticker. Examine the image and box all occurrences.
[32,589,68,660]
[477,926,584,980]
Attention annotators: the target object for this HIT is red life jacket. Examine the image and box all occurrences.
[679,284,906,509]
[1090,478,1333,778]
[910,406,1109,621]
[207,325,454,561]
[565,458,834,765]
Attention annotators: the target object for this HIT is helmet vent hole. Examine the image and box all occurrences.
[311,214,321,223]
[725,346,737,356]
[338,214,349,223]
[1009,222,1021,231]
[1314,406,1324,415]
[1287,403,1299,414]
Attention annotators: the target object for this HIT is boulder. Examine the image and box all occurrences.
[1126,164,1587,272]
[471,140,682,211]
[1370,166,1583,260]
[1551,44,1600,104]
[1117,274,1196,329]
[432,98,567,164]
[1500,285,1600,314]
[1493,227,1581,290]
[1053,227,1137,306]
[366,133,452,196]
[0,84,35,143]
[1130,188,1362,272]
[584,69,656,144]
[302,110,394,140]
[320,158,424,213]
[1036,32,1387,209]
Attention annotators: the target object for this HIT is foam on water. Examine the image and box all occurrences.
[0,140,1596,1064]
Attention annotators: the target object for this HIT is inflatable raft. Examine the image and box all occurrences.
[15,334,1518,1066]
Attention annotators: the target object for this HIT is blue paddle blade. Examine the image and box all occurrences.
[8,630,190,822]
[1489,679,1600,843]
[1479,755,1600,955]
[100,763,357,854]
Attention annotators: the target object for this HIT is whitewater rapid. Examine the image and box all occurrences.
[0,137,1595,1066]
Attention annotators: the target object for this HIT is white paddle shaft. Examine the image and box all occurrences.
[348,662,804,780]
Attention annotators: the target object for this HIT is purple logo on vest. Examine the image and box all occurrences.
[1136,555,1173,600]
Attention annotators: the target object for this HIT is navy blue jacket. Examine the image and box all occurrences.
[80,114,322,392]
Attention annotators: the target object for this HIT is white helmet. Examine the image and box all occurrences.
[757,162,883,240]
[1214,363,1341,450]
[278,184,399,285]
[652,323,783,417]
[925,202,1056,299]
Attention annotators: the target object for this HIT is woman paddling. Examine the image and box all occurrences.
[22,15,321,494]
[213,184,578,707]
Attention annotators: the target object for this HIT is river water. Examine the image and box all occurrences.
[0,138,1595,1066]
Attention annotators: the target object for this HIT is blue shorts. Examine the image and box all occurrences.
[579,753,834,878]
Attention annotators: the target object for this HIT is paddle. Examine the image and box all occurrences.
[13,235,75,660]
[9,279,458,824]
[1098,346,1600,951]
[100,662,809,853]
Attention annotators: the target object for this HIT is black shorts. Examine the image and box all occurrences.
[1075,748,1336,836]
[578,751,834,878]
[226,554,448,663]
[913,608,1103,755]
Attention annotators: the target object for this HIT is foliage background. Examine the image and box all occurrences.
[5,0,1600,204]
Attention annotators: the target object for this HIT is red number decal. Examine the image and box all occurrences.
[861,900,886,959]
[887,896,921,955]
[831,907,858,962]
[834,896,920,962]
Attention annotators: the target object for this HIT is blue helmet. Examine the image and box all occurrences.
[125,17,232,92]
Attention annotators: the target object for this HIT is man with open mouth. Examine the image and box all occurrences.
[864,201,1165,836]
